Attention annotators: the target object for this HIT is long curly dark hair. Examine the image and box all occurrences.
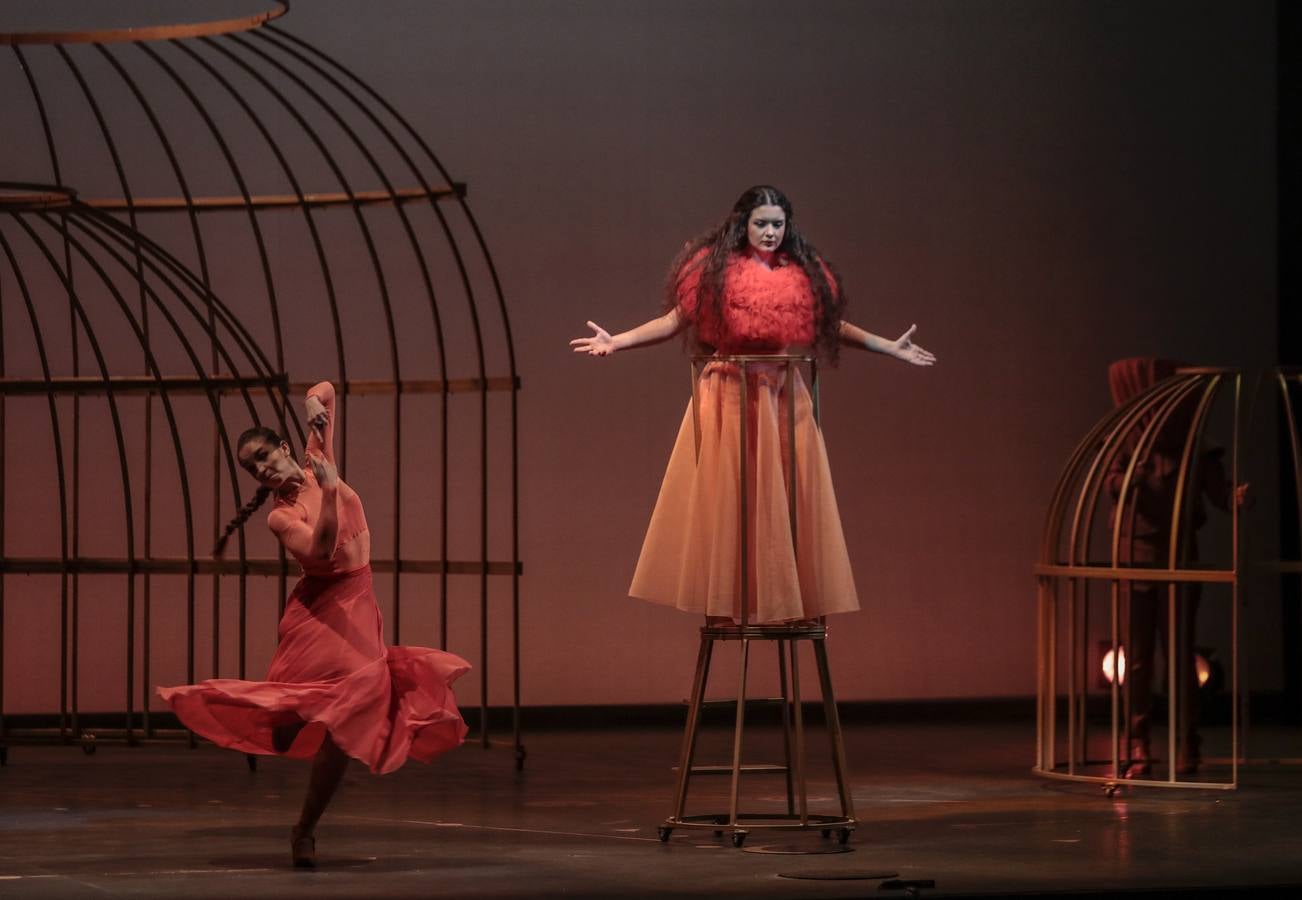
[212,426,281,557]
[664,185,848,362]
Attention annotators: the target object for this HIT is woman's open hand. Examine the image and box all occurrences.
[570,321,616,357]
[890,324,936,366]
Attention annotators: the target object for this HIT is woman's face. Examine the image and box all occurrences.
[746,204,786,254]
[237,436,299,488]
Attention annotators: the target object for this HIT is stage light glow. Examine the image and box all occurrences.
[1195,652,1211,688]
[1102,646,1126,685]
[1102,646,1214,689]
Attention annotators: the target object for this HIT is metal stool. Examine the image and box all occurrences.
[656,354,856,848]
[658,620,856,847]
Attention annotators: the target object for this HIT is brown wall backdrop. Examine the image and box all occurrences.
[0,0,1278,710]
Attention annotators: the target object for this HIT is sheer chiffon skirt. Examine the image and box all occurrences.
[158,566,469,775]
[629,362,859,623]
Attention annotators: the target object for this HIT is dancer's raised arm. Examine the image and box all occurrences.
[269,387,340,561]
[304,381,336,463]
[570,308,687,357]
[839,321,936,366]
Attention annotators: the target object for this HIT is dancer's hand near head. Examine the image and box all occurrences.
[305,450,338,491]
[570,309,686,357]
[305,394,329,442]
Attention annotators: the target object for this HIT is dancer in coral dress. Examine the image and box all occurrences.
[158,381,469,867]
[571,185,935,623]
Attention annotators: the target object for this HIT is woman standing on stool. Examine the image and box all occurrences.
[158,381,469,867]
[571,185,935,623]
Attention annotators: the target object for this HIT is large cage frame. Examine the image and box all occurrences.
[0,3,523,766]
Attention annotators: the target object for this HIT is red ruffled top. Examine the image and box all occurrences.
[675,250,829,353]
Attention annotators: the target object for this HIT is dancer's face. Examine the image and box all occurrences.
[238,436,299,488]
[747,204,786,254]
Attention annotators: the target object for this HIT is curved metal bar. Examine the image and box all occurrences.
[250,23,455,655]
[94,40,215,708]
[1165,376,1222,569]
[11,44,73,737]
[1039,402,1132,563]
[53,201,300,666]
[267,25,511,733]
[0,2,289,46]
[55,43,151,734]
[57,208,284,499]
[6,214,138,739]
[1066,376,1191,566]
[1277,372,1302,563]
[65,197,304,670]
[78,204,291,417]
[1104,376,1205,567]
[222,31,407,646]
[138,37,298,632]
[172,37,346,468]
[0,231,73,738]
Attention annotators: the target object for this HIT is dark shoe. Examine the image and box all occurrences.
[1176,733,1202,777]
[1124,740,1151,779]
[291,825,316,869]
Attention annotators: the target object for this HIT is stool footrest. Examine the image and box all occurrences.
[679,763,789,775]
[699,696,785,706]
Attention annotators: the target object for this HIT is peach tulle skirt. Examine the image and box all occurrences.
[629,362,859,623]
[157,566,469,775]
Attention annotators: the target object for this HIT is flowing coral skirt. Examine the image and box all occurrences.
[157,566,469,775]
[629,362,859,623]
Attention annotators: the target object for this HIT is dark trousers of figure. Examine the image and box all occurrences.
[1123,536,1201,764]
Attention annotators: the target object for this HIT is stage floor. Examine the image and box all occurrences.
[1,718,1300,898]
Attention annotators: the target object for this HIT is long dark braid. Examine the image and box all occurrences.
[664,185,849,363]
[213,425,282,557]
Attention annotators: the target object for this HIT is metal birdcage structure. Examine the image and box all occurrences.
[0,2,523,765]
[1034,366,1302,791]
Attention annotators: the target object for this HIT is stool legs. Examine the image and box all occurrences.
[790,637,809,826]
[727,637,751,829]
[777,639,795,815]
[661,627,856,846]
[670,638,714,822]
[814,638,856,823]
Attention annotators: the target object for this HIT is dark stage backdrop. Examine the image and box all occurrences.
[0,0,1278,710]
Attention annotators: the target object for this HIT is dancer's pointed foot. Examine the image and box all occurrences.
[290,824,316,869]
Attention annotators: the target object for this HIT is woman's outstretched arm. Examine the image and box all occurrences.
[839,321,936,366]
[569,308,686,356]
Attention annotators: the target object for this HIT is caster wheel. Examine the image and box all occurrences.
[1104,784,1119,798]
[246,754,258,772]
[730,831,748,848]
[657,826,672,842]
[80,733,96,755]
[838,828,852,845]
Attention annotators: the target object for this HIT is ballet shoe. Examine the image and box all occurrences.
[290,825,316,869]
